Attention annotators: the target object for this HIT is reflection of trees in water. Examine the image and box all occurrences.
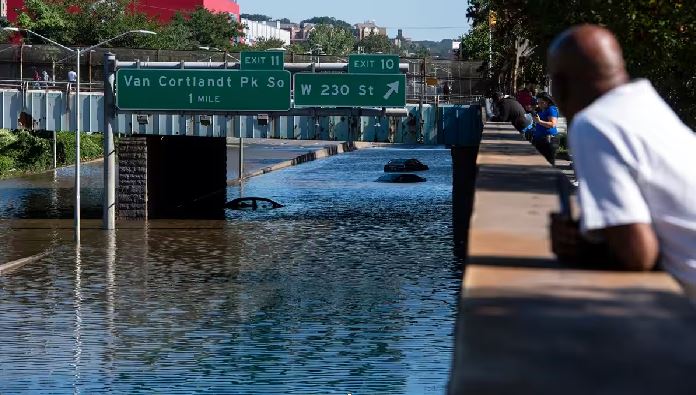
[0,187,103,219]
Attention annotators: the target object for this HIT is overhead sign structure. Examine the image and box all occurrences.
[240,51,285,70]
[348,54,400,74]
[294,73,406,107]
[116,69,291,111]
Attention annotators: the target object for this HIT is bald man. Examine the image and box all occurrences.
[548,25,696,300]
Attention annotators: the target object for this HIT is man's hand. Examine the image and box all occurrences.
[550,213,582,262]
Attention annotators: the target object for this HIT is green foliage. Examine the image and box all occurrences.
[468,0,696,127]
[277,18,293,24]
[0,130,103,178]
[0,130,51,173]
[0,155,15,174]
[175,7,243,51]
[16,0,76,45]
[56,132,103,165]
[302,16,352,30]
[459,24,489,61]
[253,37,287,50]
[12,0,244,51]
[240,13,272,22]
[356,33,395,54]
[285,42,309,54]
[307,24,355,56]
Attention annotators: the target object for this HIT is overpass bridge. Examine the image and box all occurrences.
[1,87,480,144]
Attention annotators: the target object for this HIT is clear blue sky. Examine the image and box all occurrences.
[237,0,471,41]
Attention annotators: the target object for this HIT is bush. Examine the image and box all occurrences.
[0,129,104,178]
[0,155,15,174]
[56,132,104,165]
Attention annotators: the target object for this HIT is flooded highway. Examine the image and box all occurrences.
[0,147,459,394]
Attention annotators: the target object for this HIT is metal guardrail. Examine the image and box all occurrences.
[0,79,103,91]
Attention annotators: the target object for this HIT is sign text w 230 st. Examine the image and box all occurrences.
[116,69,291,111]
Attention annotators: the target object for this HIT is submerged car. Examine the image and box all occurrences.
[376,173,427,183]
[225,197,284,211]
[384,159,429,172]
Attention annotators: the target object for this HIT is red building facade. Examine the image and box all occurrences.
[5,0,240,23]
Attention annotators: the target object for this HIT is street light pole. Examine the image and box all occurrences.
[73,30,156,241]
[5,27,155,242]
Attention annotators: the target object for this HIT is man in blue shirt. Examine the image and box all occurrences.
[532,92,560,165]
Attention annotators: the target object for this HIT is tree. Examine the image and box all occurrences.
[16,0,76,45]
[175,6,243,51]
[356,33,394,54]
[307,24,355,56]
[285,42,308,54]
[253,37,286,50]
[277,18,293,24]
[240,13,272,22]
[301,16,352,30]
[459,24,488,61]
[467,0,696,127]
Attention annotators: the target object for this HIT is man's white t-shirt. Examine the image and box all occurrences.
[68,71,77,82]
[569,79,696,299]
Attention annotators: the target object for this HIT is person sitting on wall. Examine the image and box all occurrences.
[490,92,534,137]
[531,92,560,166]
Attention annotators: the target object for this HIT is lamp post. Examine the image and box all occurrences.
[73,29,156,242]
[5,27,155,242]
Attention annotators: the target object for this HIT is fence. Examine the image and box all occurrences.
[0,44,486,104]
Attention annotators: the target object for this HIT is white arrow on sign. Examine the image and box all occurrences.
[383,81,400,100]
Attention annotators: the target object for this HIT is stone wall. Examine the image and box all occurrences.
[117,137,148,219]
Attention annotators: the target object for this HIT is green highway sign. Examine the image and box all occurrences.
[294,73,406,107]
[116,69,291,111]
[348,54,400,74]
[240,51,285,70]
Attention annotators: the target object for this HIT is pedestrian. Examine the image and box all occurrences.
[41,70,49,89]
[67,69,77,83]
[442,81,451,103]
[32,67,41,89]
[548,24,696,302]
[531,91,559,165]
[490,92,534,136]
[516,82,535,112]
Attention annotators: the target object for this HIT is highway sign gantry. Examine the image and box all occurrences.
[116,69,291,111]
[293,73,406,107]
[348,54,400,74]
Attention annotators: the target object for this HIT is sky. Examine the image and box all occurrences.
[237,0,471,42]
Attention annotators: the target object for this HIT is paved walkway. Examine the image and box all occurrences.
[448,123,696,395]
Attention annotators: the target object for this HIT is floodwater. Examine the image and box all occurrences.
[0,147,459,394]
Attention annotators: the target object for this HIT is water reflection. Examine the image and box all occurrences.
[0,148,458,394]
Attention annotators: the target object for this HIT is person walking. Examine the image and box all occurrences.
[531,92,559,165]
[32,67,41,89]
[548,24,696,302]
[41,69,50,89]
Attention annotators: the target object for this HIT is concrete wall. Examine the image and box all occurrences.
[0,89,482,145]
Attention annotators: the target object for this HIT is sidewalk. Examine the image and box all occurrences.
[448,123,696,394]
[226,138,366,183]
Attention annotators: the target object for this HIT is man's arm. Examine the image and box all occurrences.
[600,223,659,271]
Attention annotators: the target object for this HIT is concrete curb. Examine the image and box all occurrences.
[0,251,51,275]
[227,141,359,185]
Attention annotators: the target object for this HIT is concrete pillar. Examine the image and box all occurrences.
[451,146,480,259]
